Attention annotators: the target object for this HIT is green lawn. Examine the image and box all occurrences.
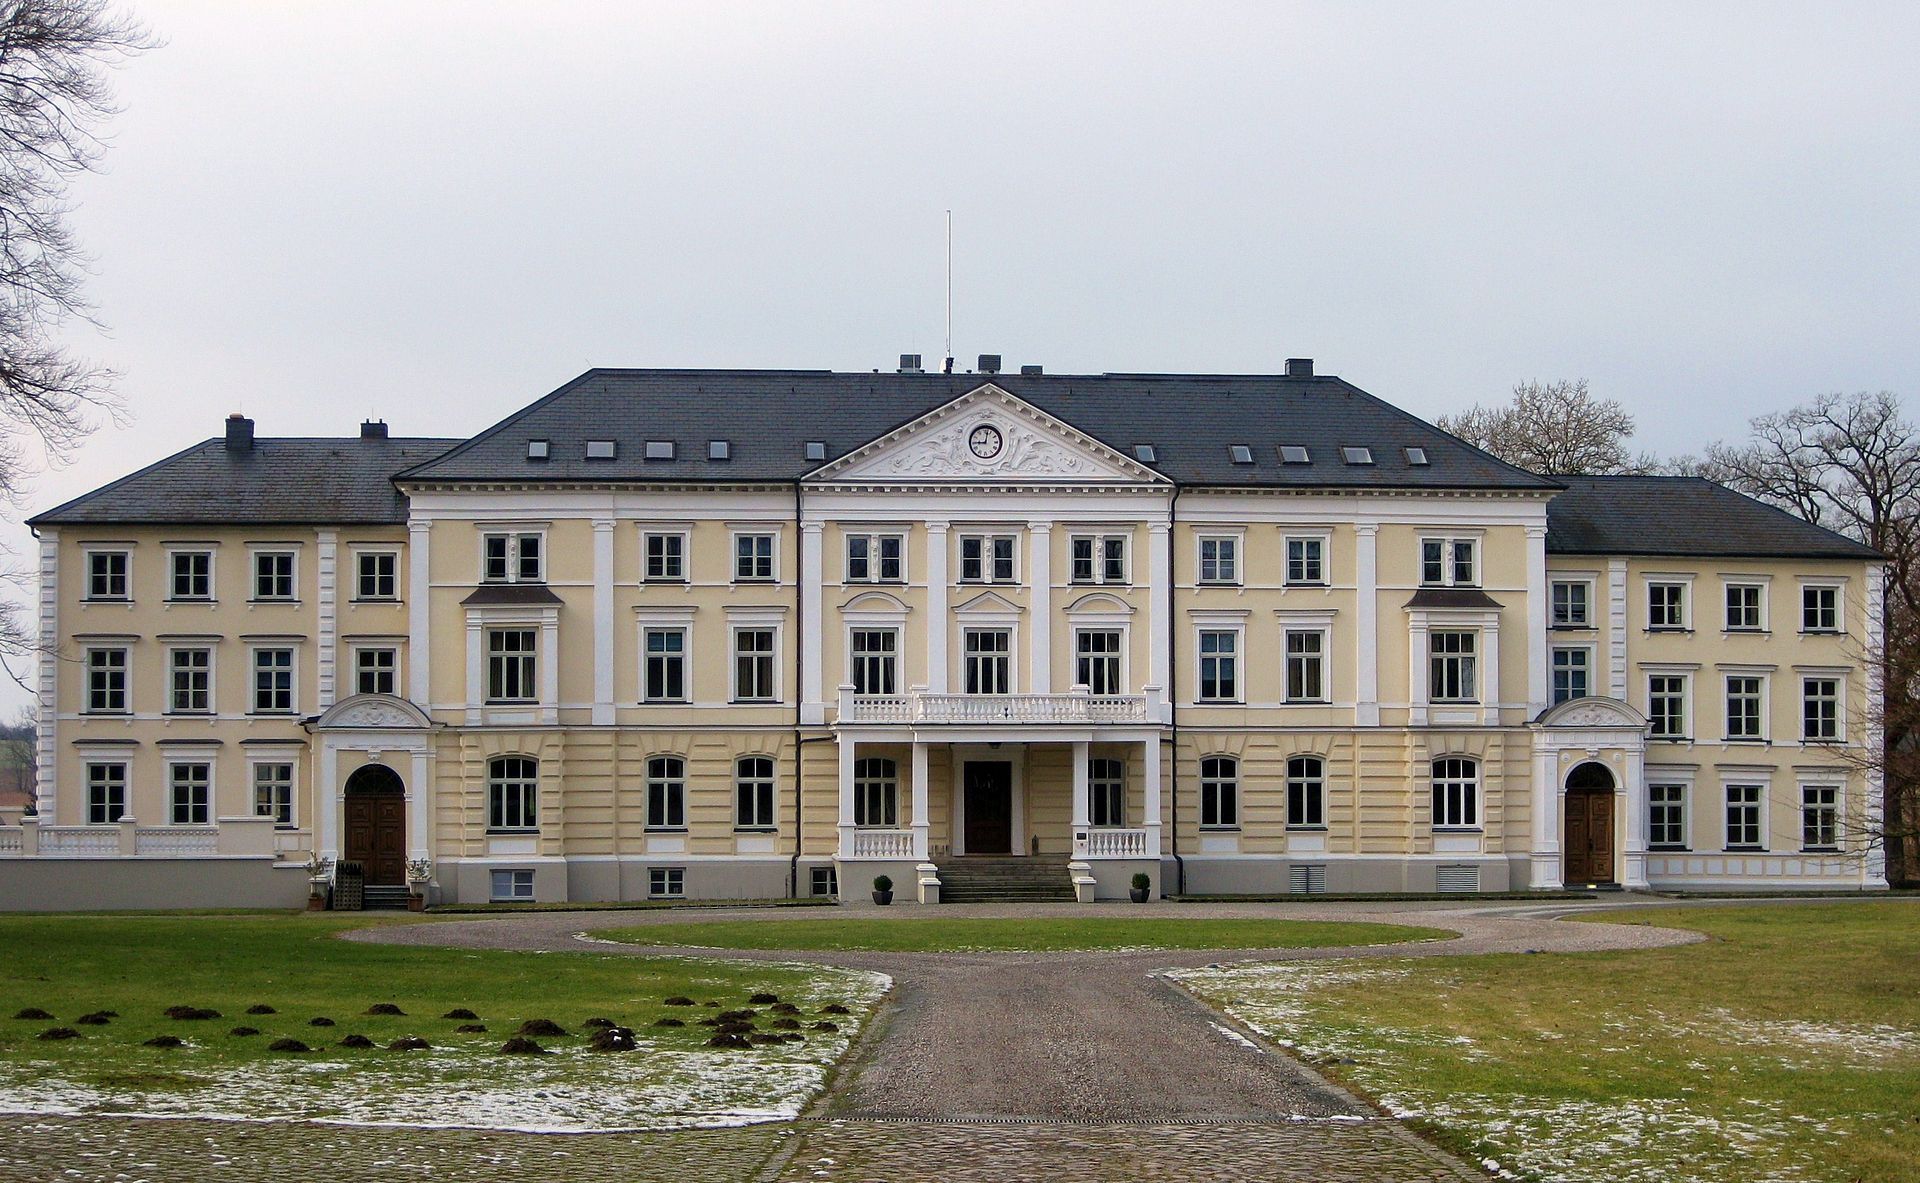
[605,915,1452,953]
[0,914,885,1131]
[1178,902,1920,1183]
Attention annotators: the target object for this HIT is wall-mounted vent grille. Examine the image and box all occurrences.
[1288,864,1327,894]
[1436,864,1481,894]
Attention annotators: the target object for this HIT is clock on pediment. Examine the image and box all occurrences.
[968,423,1004,459]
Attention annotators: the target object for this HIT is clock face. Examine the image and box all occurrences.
[968,424,1003,459]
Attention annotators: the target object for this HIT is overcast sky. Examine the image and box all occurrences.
[9,1,1920,708]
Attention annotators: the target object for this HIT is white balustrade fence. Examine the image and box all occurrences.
[847,828,916,859]
[1077,827,1151,858]
[841,687,1154,725]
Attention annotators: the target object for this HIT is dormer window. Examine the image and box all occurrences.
[805,441,828,462]
[1405,447,1429,466]
[1279,445,1310,465]
[1228,445,1253,465]
[708,440,730,460]
[643,440,673,460]
[1134,444,1157,463]
[585,440,616,460]
[527,440,550,461]
[1341,446,1374,465]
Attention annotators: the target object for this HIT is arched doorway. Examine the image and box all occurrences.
[1562,761,1616,886]
[343,763,406,885]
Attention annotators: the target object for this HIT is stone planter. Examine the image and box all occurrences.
[871,889,894,906]
[1129,887,1150,903]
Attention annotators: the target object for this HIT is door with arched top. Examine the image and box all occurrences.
[1562,761,1617,885]
[343,763,407,885]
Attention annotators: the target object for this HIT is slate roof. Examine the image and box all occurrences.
[399,368,1562,491]
[29,436,461,526]
[1544,476,1881,561]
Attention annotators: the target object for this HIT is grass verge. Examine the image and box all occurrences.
[603,915,1451,953]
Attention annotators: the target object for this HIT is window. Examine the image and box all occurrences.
[1551,647,1590,705]
[1802,677,1839,741]
[1404,446,1429,466]
[481,532,542,583]
[1286,755,1325,828]
[487,756,538,830]
[1133,444,1157,463]
[736,755,776,830]
[853,757,897,827]
[1802,585,1840,633]
[484,629,536,704]
[708,439,730,460]
[170,551,212,601]
[587,439,619,460]
[355,551,397,600]
[1197,630,1239,702]
[491,869,534,900]
[1429,631,1478,703]
[1070,535,1128,584]
[1431,757,1479,828]
[804,441,828,462]
[810,865,838,897]
[850,629,897,696]
[1649,783,1687,849]
[1228,444,1254,465]
[646,755,686,829]
[168,647,211,714]
[1725,583,1764,631]
[1197,536,1239,584]
[169,763,210,825]
[1725,675,1764,739]
[1285,536,1325,585]
[644,532,686,581]
[1279,445,1310,464]
[1341,446,1373,465]
[1284,630,1326,702]
[959,535,1016,583]
[1648,582,1688,630]
[252,647,294,713]
[86,550,130,600]
[643,440,672,460]
[1421,538,1478,587]
[648,867,685,898]
[733,628,777,702]
[964,629,1011,695]
[1725,783,1763,848]
[252,551,296,600]
[1075,629,1122,695]
[1801,785,1839,850]
[734,533,775,581]
[253,762,294,826]
[845,533,904,582]
[355,647,397,696]
[1200,756,1238,828]
[1088,757,1125,827]
[1551,580,1590,627]
[1648,674,1687,738]
[86,763,126,825]
[85,648,128,713]
[526,440,549,461]
[643,628,688,702]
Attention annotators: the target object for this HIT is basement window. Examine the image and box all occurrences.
[708,440,730,460]
[1228,445,1254,465]
[585,440,617,460]
[1341,446,1374,465]
[1279,445,1310,464]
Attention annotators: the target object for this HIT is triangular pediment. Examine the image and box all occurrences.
[809,384,1167,484]
[953,589,1025,616]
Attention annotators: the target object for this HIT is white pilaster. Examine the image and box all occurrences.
[407,521,431,705]
[409,747,431,862]
[316,530,338,709]
[1864,561,1889,888]
[801,521,825,723]
[539,614,560,726]
[1621,749,1649,889]
[463,617,483,726]
[34,529,57,819]
[1029,521,1053,693]
[1528,742,1561,889]
[319,738,340,860]
[1481,621,1501,726]
[1070,739,1090,828]
[1142,737,1163,855]
[1354,523,1379,726]
[592,519,616,725]
[1525,524,1549,716]
[1407,620,1430,727]
[1607,557,1629,701]
[1148,522,1171,721]
[926,520,950,693]
[910,740,930,859]
[836,737,857,858]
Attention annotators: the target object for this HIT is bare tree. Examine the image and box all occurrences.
[1438,379,1658,475]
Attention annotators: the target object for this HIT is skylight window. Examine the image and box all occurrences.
[708,440,730,460]
[585,440,616,460]
[1341,446,1374,465]
[1229,445,1254,465]
[1279,445,1310,465]
[805,441,827,462]
[526,440,550,461]
[643,440,673,460]
[1405,446,1430,466]
[1134,444,1157,463]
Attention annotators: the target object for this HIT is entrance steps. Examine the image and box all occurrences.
[937,856,1076,903]
[361,884,413,911]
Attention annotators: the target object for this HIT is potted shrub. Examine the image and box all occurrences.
[871,874,894,906]
[1129,872,1152,904]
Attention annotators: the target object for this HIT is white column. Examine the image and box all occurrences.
[463,617,483,726]
[1528,740,1561,889]
[1148,522,1171,721]
[1864,562,1888,888]
[539,613,560,726]
[1621,746,1649,888]
[1607,557,1629,701]
[1481,621,1501,726]
[1070,740,1090,828]
[407,521,432,705]
[409,747,431,862]
[800,522,825,723]
[1354,523,1379,726]
[910,741,930,859]
[319,738,340,860]
[1029,521,1053,693]
[836,738,857,858]
[592,519,616,725]
[926,521,950,693]
[34,528,57,819]
[316,530,338,708]
[1407,620,1429,727]
[1525,524,1549,716]
[1142,736,1163,855]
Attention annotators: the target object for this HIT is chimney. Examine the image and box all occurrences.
[898,353,923,373]
[360,419,389,439]
[225,413,254,451]
[1020,364,1043,376]
[1285,358,1314,378]
[977,354,1001,374]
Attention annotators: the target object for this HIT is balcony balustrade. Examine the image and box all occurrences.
[839,684,1161,726]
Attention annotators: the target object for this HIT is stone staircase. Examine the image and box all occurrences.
[362,884,413,911]
[936,856,1076,903]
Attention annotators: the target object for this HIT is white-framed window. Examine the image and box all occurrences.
[1197,535,1240,585]
[1284,535,1326,586]
[732,628,777,703]
[853,757,897,827]
[1069,535,1128,584]
[1801,785,1839,851]
[355,551,398,600]
[487,755,538,830]
[1550,579,1591,628]
[484,628,536,704]
[251,647,295,714]
[1283,629,1326,702]
[354,647,398,696]
[1088,757,1125,827]
[1724,582,1765,631]
[1802,676,1840,742]
[1801,583,1841,633]
[253,761,294,827]
[735,755,776,830]
[1286,754,1326,828]
[958,534,1017,583]
[252,551,297,601]
[1200,755,1238,828]
[1725,675,1764,739]
[810,865,838,897]
[1197,629,1240,703]
[1551,646,1591,705]
[1725,783,1764,849]
[169,550,213,601]
[849,629,897,696]
[964,628,1012,695]
[1648,674,1688,739]
[1431,756,1479,829]
[1648,581,1688,630]
[85,762,127,824]
[643,531,687,581]
[643,627,689,702]
[1429,631,1478,703]
[647,755,686,829]
[844,532,904,583]
[85,647,129,713]
[490,869,535,900]
[482,531,543,583]
[85,549,130,601]
[733,533,776,582]
[168,762,211,825]
[1075,629,1123,695]
[1649,783,1687,849]
[168,647,212,714]
[1420,537,1478,587]
[648,866,685,898]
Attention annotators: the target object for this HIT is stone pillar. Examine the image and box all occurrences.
[316,530,338,709]
[592,519,616,725]
[1354,523,1379,727]
[318,738,340,861]
[407,521,432,706]
[926,521,950,693]
[1524,524,1549,716]
[910,741,930,859]
[1607,557,1629,701]
[1148,522,1171,721]
[1528,741,1561,889]
[410,746,432,863]
[800,522,825,723]
[1142,737,1163,855]
[35,528,57,821]
[1070,740,1090,828]
[1620,747,1649,888]
[1481,622,1501,727]
[1407,619,1430,727]
[836,737,857,859]
[1029,521,1053,693]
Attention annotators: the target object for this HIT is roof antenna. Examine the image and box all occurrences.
[943,210,954,374]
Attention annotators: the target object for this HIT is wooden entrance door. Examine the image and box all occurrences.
[1562,772,1617,885]
[343,764,407,885]
[963,762,1013,854]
